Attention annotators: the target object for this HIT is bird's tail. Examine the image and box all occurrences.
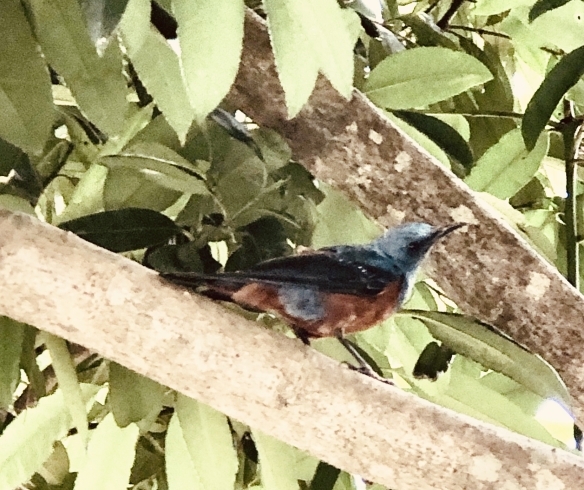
[160,271,255,302]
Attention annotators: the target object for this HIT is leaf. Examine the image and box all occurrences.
[309,461,340,490]
[172,0,245,124]
[79,0,130,49]
[412,341,454,381]
[264,0,355,117]
[175,394,238,490]
[0,0,54,154]
[28,0,129,137]
[0,317,25,409]
[465,129,549,199]
[210,109,264,162]
[100,142,210,196]
[103,168,182,211]
[0,384,99,490]
[20,325,46,399]
[166,412,202,490]
[522,45,584,150]
[364,47,493,109]
[393,111,473,167]
[53,162,108,225]
[40,332,89,447]
[120,0,195,143]
[109,362,165,428]
[73,413,139,490]
[402,310,572,413]
[59,208,182,252]
[528,0,572,22]
[252,430,299,490]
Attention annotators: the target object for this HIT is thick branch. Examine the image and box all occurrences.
[0,211,582,489]
[227,10,584,422]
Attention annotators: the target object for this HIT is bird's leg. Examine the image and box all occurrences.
[335,332,394,385]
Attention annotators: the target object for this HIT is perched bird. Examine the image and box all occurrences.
[161,222,465,378]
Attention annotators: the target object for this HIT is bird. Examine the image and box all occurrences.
[161,222,466,379]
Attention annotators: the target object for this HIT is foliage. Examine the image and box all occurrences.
[0,0,583,489]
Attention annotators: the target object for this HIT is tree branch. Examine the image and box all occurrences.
[0,210,582,488]
[226,10,584,423]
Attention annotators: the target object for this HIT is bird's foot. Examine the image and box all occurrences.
[344,362,394,385]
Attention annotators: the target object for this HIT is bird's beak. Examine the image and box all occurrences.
[433,222,468,241]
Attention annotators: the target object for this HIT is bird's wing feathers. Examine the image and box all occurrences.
[162,251,401,296]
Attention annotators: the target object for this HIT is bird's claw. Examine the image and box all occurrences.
[343,362,394,385]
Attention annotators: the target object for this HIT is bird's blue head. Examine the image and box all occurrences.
[369,222,465,274]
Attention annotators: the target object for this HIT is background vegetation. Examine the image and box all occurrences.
[0,0,583,488]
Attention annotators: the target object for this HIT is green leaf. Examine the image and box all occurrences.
[402,310,572,413]
[0,384,99,490]
[393,111,473,167]
[100,142,210,196]
[109,362,165,428]
[103,168,182,212]
[53,162,108,225]
[79,0,130,48]
[522,45,584,150]
[465,128,549,199]
[364,47,493,109]
[0,0,54,155]
[175,394,238,490]
[0,317,25,409]
[20,326,46,399]
[309,461,340,490]
[252,430,299,490]
[528,0,572,22]
[172,0,245,124]
[120,0,194,143]
[59,208,182,252]
[73,413,139,490]
[210,109,264,162]
[28,0,129,137]
[166,412,202,490]
[40,332,89,446]
[264,0,355,117]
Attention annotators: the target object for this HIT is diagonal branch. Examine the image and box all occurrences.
[0,210,582,488]
[227,10,584,423]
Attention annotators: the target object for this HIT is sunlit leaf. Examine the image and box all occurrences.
[364,47,493,109]
[528,0,572,22]
[252,430,299,490]
[176,394,238,490]
[0,385,99,490]
[172,0,245,124]
[465,129,549,199]
[73,413,139,490]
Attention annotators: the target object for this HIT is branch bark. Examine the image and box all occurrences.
[0,210,582,489]
[227,10,584,423]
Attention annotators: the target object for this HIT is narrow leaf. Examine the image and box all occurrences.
[166,412,202,490]
[40,332,89,447]
[528,0,572,22]
[364,47,493,109]
[252,430,299,490]
[79,0,130,49]
[522,45,584,150]
[28,0,129,136]
[0,385,99,490]
[402,310,572,413]
[172,0,245,124]
[109,362,165,428]
[393,111,473,167]
[59,208,182,252]
[0,317,25,408]
[466,129,549,199]
[0,0,54,154]
[73,413,139,490]
[120,0,194,142]
[176,394,238,490]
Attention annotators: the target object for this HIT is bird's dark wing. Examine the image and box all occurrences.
[161,252,401,296]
